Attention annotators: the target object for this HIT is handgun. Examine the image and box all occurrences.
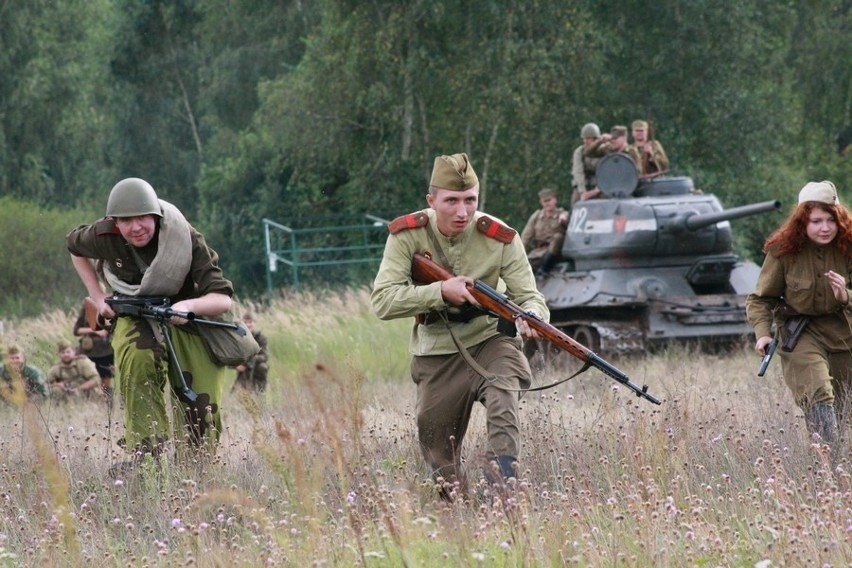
[757,339,778,377]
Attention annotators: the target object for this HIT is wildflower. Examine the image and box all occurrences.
[500,541,511,550]
[114,479,124,487]
[685,531,695,541]
[472,552,485,561]
[171,518,181,529]
[346,491,357,505]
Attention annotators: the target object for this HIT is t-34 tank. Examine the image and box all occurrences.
[536,153,781,353]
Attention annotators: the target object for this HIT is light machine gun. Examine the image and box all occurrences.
[102,295,244,405]
[411,253,661,405]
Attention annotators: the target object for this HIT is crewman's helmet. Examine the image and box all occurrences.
[580,123,601,138]
[106,178,162,218]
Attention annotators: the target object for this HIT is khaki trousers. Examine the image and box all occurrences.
[410,335,531,481]
[779,330,852,418]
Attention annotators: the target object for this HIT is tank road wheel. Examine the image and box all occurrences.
[571,325,601,352]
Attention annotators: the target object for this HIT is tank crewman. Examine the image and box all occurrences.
[371,152,549,501]
[47,339,103,400]
[67,177,235,475]
[570,122,603,206]
[582,125,641,201]
[631,119,668,176]
[232,312,269,393]
[521,187,569,277]
[747,180,852,450]
[73,301,115,400]
[1,344,49,402]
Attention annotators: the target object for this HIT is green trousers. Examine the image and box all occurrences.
[113,317,227,453]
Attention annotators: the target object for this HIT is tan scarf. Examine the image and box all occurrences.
[103,199,193,296]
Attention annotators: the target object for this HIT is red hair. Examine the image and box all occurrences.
[765,201,852,258]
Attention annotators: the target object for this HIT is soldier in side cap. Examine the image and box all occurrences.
[521,188,569,276]
[747,180,852,454]
[631,119,669,176]
[371,153,549,501]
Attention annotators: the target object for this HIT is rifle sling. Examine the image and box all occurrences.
[436,310,592,392]
[437,310,500,384]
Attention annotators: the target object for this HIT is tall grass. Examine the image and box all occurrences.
[0,290,849,566]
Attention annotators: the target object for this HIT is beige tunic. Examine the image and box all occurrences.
[47,357,101,389]
[371,208,549,356]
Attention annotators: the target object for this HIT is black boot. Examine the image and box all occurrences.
[805,403,838,445]
[536,253,557,277]
[485,455,517,484]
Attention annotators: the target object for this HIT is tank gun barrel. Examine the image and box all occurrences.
[683,200,781,231]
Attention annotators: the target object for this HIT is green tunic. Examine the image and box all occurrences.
[1,363,48,398]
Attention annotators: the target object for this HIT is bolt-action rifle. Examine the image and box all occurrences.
[101,294,244,405]
[410,253,661,405]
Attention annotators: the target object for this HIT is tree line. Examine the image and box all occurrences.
[0,0,849,317]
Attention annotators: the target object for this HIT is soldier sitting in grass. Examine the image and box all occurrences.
[232,312,269,393]
[0,344,49,402]
[47,339,103,401]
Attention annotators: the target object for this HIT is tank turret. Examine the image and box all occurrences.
[536,154,782,354]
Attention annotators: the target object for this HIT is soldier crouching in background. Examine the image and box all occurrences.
[74,301,115,401]
[47,339,103,401]
[232,312,269,393]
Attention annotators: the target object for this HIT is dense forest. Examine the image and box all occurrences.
[0,0,849,317]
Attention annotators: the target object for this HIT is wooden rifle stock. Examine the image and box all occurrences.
[83,296,104,330]
[411,253,661,405]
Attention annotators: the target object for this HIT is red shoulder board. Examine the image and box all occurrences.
[388,211,428,235]
[475,215,516,244]
[94,217,120,236]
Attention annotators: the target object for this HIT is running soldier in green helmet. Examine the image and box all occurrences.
[66,177,235,475]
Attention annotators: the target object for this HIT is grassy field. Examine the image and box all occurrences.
[0,290,849,567]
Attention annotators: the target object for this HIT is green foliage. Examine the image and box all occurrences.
[0,0,849,304]
[0,198,92,318]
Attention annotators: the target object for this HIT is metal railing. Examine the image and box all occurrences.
[263,214,390,293]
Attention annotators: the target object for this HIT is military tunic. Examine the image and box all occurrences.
[571,144,601,205]
[233,330,269,392]
[47,357,101,399]
[746,242,852,408]
[520,207,568,262]
[1,363,49,399]
[636,140,669,176]
[372,208,548,481]
[67,217,234,452]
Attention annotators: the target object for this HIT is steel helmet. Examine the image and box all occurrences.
[580,123,601,138]
[105,178,162,218]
